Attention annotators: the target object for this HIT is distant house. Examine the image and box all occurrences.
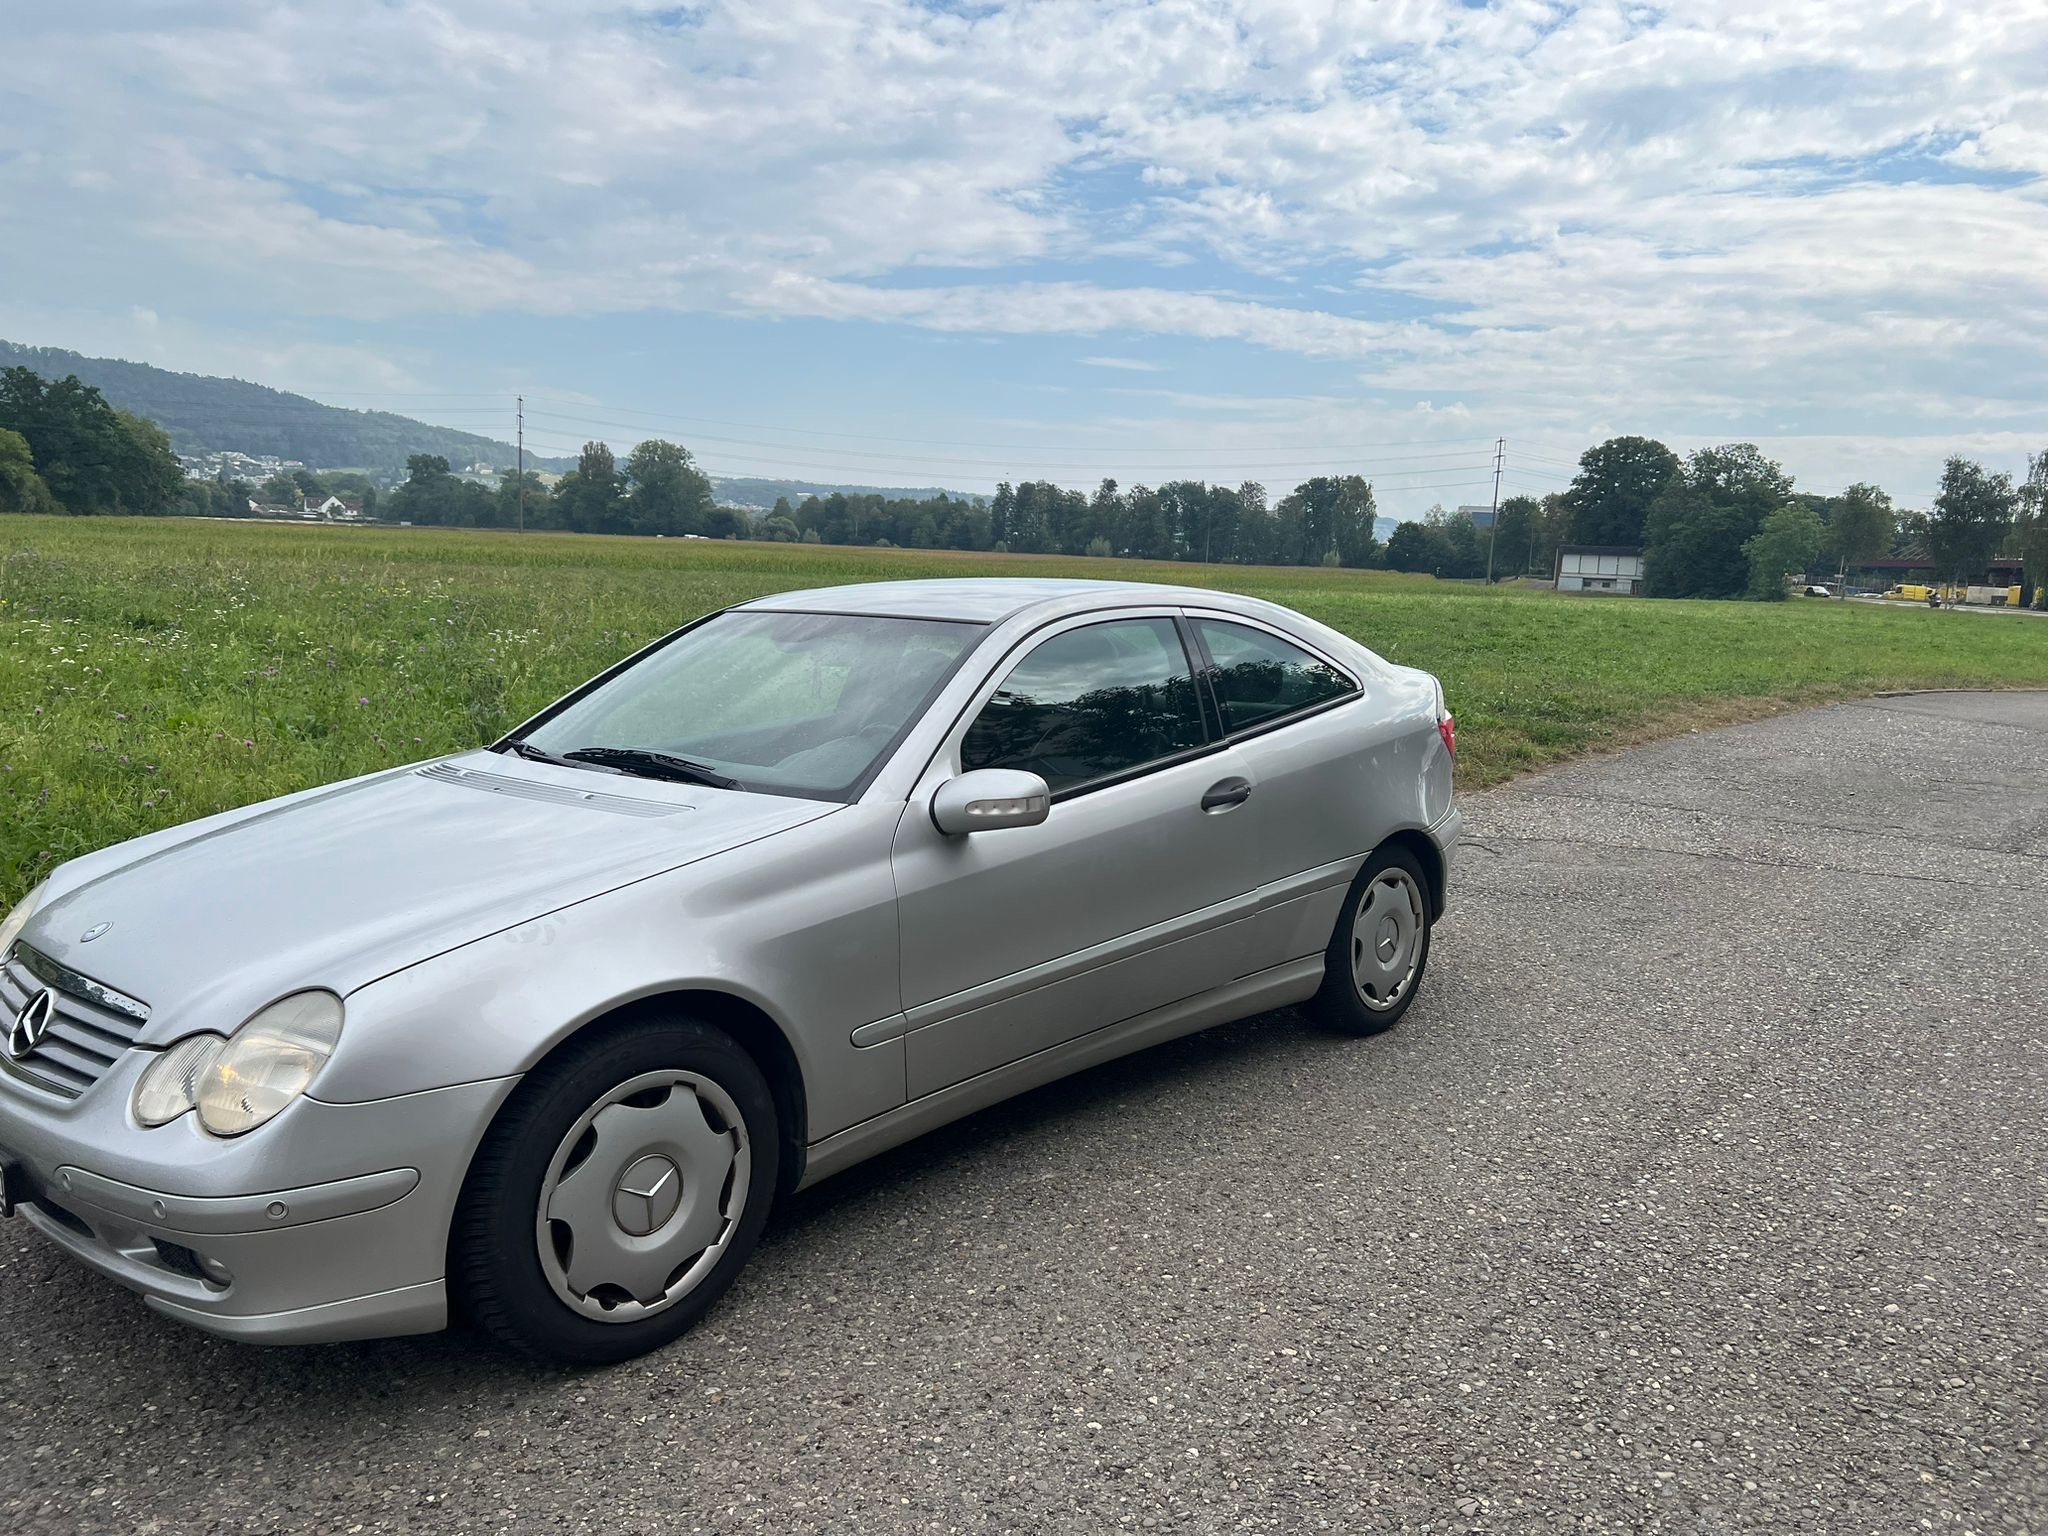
[305,495,367,521]
[1555,544,1645,595]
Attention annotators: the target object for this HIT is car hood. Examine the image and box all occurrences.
[23,752,836,1045]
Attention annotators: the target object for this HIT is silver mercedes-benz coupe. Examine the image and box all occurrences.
[0,578,1460,1364]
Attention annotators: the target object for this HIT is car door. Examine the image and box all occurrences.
[892,610,1262,1098]
[1182,610,1375,972]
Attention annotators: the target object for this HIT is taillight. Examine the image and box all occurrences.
[1438,713,1456,757]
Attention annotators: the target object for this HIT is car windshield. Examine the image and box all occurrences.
[517,610,980,800]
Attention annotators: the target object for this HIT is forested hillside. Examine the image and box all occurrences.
[0,342,557,473]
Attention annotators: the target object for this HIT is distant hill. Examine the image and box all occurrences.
[0,341,568,476]
[712,475,983,510]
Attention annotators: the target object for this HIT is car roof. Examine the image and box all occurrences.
[735,577,1233,624]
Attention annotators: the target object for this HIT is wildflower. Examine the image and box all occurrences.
[357,696,371,706]
[242,738,254,748]
[114,711,129,721]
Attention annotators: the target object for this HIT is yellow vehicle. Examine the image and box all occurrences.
[1882,584,1933,602]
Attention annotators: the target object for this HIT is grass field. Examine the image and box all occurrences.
[4,515,2045,904]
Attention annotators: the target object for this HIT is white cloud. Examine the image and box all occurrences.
[1080,356,1167,372]
[2,0,2045,504]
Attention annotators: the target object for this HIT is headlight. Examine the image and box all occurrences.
[132,991,344,1137]
[134,1034,227,1127]
[0,880,47,957]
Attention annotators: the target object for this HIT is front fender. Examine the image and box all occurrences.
[315,804,909,1143]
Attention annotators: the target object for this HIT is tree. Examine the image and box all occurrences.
[1275,476,1379,567]
[553,441,625,534]
[989,482,1016,549]
[1234,481,1271,565]
[1743,504,1828,600]
[1928,455,2016,584]
[1643,443,1794,598]
[1490,494,1541,577]
[1087,479,1124,555]
[623,439,714,536]
[703,505,751,540]
[1563,436,1681,546]
[0,368,184,514]
[1121,484,1170,561]
[1424,505,1484,579]
[2015,450,2048,607]
[1826,482,1895,583]
[1385,521,1452,573]
[385,453,492,526]
[113,412,185,513]
[258,472,303,509]
[495,469,549,529]
[0,427,56,514]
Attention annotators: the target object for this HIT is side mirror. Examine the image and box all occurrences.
[930,769,1051,836]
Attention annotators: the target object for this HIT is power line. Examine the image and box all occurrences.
[516,429,1505,496]
[521,406,1500,474]
[518,395,1502,456]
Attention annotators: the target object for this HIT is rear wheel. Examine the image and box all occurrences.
[1306,846,1433,1036]
[451,1017,779,1366]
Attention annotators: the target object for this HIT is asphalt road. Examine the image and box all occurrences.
[3,691,2044,1534]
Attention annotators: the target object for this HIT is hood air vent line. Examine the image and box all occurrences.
[415,762,689,818]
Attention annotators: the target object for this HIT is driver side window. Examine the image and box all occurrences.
[961,617,1206,794]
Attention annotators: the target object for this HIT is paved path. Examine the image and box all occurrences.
[3,692,2044,1533]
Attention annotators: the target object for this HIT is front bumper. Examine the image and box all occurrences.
[0,1053,515,1344]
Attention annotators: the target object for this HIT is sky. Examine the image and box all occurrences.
[2,0,2045,515]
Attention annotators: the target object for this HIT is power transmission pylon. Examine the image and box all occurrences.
[1484,436,1504,582]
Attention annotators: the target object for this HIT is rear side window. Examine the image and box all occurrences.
[961,617,1206,793]
[1195,619,1356,734]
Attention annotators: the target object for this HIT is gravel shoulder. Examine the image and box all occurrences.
[3,691,2044,1533]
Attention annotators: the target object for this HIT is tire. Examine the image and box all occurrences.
[451,1016,780,1367]
[1306,844,1434,1037]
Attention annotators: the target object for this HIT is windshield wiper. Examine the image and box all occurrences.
[561,746,743,790]
[497,738,613,772]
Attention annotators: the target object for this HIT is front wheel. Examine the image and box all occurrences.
[1306,846,1433,1036]
[450,1017,779,1366]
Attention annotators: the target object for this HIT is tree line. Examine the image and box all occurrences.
[6,371,2043,601]
[1519,436,2044,600]
[783,474,1381,566]
[0,367,184,517]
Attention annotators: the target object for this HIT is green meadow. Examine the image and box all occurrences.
[4,515,2044,903]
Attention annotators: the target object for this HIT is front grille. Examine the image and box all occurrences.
[0,945,151,1100]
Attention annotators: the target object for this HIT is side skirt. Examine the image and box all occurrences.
[795,954,1325,1190]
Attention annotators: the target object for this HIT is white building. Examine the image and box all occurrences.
[1555,545,1645,594]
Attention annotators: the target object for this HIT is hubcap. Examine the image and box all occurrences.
[535,1070,751,1324]
[612,1154,682,1236]
[1350,868,1425,1013]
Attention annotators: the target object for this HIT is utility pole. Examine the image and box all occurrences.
[1484,436,1504,582]
[515,395,525,533]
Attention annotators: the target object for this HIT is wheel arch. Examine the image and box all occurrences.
[1376,827,1446,919]
[509,988,812,1200]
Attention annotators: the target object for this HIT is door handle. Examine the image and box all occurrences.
[1200,776,1252,812]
